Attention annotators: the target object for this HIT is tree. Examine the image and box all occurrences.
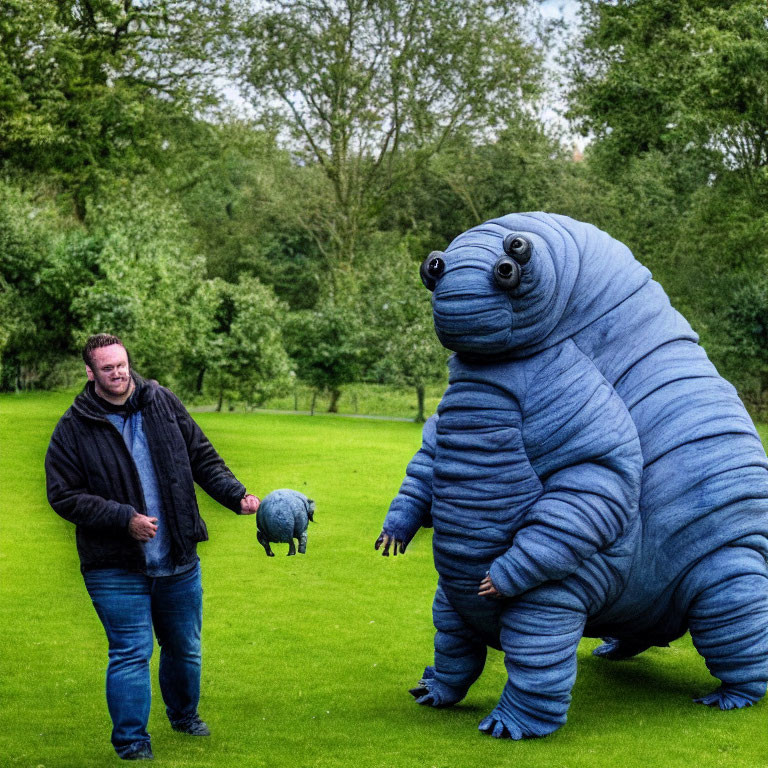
[199,276,294,411]
[64,179,210,387]
[382,119,578,247]
[165,119,326,309]
[563,0,768,418]
[360,234,448,421]
[0,179,87,390]
[567,0,768,183]
[241,0,545,277]
[284,303,363,413]
[717,279,768,414]
[0,0,239,217]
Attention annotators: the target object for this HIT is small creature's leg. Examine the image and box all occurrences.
[257,531,275,557]
[410,586,487,708]
[298,532,308,554]
[682,548,768,709]
[287,539,296,556]
[479,584,586,740]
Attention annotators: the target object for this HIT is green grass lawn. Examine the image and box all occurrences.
[1,390,767,768]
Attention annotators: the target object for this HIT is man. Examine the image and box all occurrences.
[45,334,261,761]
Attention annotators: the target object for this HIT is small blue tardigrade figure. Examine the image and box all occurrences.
[257,489,315,556]
[377,213,768,740]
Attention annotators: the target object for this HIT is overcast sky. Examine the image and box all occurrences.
[540,0,580,25]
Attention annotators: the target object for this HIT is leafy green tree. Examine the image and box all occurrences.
[200,276,294,411]
[359,234,448,421]
[716,279,768,413]
[567,0,768,182]
[384,120,578,247]
[564,0,768,417]
[0,180,84,390]
[0,0,238,217]
[242,0,546,275]
[64,180,209,386]
[284,302,363,413]
[165,119,326,309]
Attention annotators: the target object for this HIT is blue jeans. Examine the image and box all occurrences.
[83,563,202,758]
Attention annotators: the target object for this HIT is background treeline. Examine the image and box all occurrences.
[1,0,767,418]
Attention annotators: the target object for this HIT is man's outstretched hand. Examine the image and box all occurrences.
[240,494,261,515]
[375,531,407,556]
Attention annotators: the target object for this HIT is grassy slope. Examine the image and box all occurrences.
[0,390,766,768]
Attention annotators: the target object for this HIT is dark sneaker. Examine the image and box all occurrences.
[170,714,211,736]
[122,743,154,760]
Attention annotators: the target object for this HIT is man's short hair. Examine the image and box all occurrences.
[82,334,128,368]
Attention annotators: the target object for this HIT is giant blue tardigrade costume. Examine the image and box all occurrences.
[378,213,768,739]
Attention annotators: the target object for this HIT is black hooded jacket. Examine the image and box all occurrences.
[45,375,246,573]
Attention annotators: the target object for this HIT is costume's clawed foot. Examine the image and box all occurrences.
[478,708,527,740]
[592,637,654,661]
[409,666,465,708]
[693,681,767,710]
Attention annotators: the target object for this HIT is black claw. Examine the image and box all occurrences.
[409,686,429,699]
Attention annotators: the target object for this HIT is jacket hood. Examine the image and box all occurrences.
[72,373,159,421]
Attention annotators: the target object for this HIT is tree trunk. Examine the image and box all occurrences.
[310,390,317,416]
[328,388,341,413]
[196,366,206,395]
[216,388,224,413]
[416,384,426,423]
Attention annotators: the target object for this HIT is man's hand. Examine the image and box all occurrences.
[478,574,502,599]
[128,513,158,542]
[240,494,260,515]
[375,531,407,556]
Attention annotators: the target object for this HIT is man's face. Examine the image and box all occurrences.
[86,344,132,400]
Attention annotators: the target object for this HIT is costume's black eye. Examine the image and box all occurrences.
[494,256,521,290]
[420,251,445,291]
[503,234,532,264]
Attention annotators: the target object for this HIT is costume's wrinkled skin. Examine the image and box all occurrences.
[257,489,315,556]
[379,213,768,739]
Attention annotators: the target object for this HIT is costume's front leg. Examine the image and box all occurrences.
[378,416,436,553]
[410,586,487,708]
[480,585,586,740]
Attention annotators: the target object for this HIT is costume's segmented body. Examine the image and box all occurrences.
[382,213,768,739]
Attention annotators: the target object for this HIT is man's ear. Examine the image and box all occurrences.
[85,365,95,382]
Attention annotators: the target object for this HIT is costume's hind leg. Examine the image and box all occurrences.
[479,584,586,740]
[683,548,768,709]
[410,586,488,708]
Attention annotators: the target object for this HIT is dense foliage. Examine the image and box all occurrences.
[566,0,768,412]
[1,0,767,416]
